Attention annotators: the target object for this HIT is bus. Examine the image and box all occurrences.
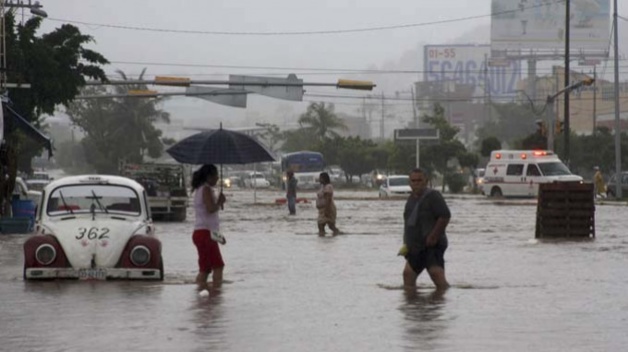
[281,151,325,189]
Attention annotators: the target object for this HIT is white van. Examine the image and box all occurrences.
[483,150,583,198]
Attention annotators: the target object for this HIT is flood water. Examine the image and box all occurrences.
[1,188,627,351]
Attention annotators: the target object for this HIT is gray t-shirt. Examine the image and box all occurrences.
[403,189,451,253]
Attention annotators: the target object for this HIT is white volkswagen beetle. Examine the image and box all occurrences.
[23,175,163,280]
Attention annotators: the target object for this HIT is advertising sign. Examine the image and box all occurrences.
[491,0,611,51]
[423,44,521,98]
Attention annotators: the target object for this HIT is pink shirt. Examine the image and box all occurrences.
[194,185,220,232]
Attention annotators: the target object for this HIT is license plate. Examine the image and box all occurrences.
[78,268,107,280]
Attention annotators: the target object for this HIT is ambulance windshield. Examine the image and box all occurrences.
[538,162,572,176]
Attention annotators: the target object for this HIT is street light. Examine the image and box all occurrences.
[545,77,595,152]
[4,0,47,17]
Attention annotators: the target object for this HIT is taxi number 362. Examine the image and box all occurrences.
[76,227,110,240]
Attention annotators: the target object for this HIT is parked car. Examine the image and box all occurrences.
[14,177,42,206]
[473,168,486,194]
[606,171,628,198]
[23,175,163,280]
[244,172,271,188]
[379,175,412,198]
[25,179,50,192]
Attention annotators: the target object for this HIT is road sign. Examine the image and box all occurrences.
[394,128,439,140]
[185,86,248,108]
[229,74,304,102]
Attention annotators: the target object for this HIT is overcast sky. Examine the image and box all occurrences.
[32,0,625,129]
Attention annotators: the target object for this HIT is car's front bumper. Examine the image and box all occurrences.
[24,267,162,280]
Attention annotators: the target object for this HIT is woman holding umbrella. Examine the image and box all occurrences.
[191,164,226,292]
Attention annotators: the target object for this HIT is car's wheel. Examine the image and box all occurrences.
[490,187,503,198]
[607,189,615,198]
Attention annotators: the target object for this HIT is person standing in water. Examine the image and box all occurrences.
[316,172,340,236]
[401,168,451,290]
[286,170,298,215]
[191,164,226,292]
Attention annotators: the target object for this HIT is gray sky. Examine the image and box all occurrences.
[33,1,625,129]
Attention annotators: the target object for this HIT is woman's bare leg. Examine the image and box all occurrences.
[211,267,223,289]
[196,271,209,291]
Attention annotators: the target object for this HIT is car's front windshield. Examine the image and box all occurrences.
[538,162,572,176]
[47,184,141,216]
[388,177,409,186]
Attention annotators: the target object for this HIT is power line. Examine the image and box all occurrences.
[105,59,628,77]
[44,1,563,36]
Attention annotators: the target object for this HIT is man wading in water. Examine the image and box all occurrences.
[399,168,451,290]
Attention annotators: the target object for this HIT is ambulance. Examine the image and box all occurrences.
[483,150,583,198]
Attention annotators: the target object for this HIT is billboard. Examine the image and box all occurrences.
[423,44,522,98]
[491,0,611,52]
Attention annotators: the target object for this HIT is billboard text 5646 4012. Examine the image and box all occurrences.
[423,44,522,99]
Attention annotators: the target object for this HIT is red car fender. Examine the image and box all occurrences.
[23,235,70,268]
[117,235,162,269]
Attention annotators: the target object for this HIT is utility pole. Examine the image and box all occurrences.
[592,65,597,135]
[613,0,622,198]
[380,92,385,140]
[564,0,571,165]
[0,0,46,94]
[411,86,420,168]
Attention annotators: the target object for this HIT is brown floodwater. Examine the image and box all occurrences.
[1,188,627,351]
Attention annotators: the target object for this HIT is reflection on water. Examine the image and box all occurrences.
[399,288,447,351]
[190,288,226,352]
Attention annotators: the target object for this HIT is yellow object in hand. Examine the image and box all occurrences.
[397,244,408,256]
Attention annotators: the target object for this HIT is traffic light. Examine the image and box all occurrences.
[555,120,564,134]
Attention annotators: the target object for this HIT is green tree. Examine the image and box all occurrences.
[337,136,377,183]
[255,122,284,153]
[281,128,319,152]
[298,102,347,141]
[480,137,502,157]
[420,104,467,192]
[4,13,108,173]
[66,69,170,173]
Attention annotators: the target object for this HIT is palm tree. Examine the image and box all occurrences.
[298,102,347,141]
[112,69,170,160]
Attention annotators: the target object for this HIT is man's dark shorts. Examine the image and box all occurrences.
[405,243,447,274]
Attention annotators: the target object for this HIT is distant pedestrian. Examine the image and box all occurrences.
[401,168,451,291]
[593,166,606,198]
[191,164,226,293]
[316,172,340,236]
[286,171,298,215]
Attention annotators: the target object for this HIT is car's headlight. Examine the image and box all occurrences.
[35,244,56,265]
[130,245,151,266]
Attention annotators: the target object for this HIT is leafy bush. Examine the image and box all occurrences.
[445,173,467,194]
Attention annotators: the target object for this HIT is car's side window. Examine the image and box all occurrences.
[506,164,524,176]
[526,164,541,176]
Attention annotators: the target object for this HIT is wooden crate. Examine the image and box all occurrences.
[535,182,595,238]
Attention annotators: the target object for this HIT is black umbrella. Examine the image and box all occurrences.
[166,126,275,165]
[166,125,275,198]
